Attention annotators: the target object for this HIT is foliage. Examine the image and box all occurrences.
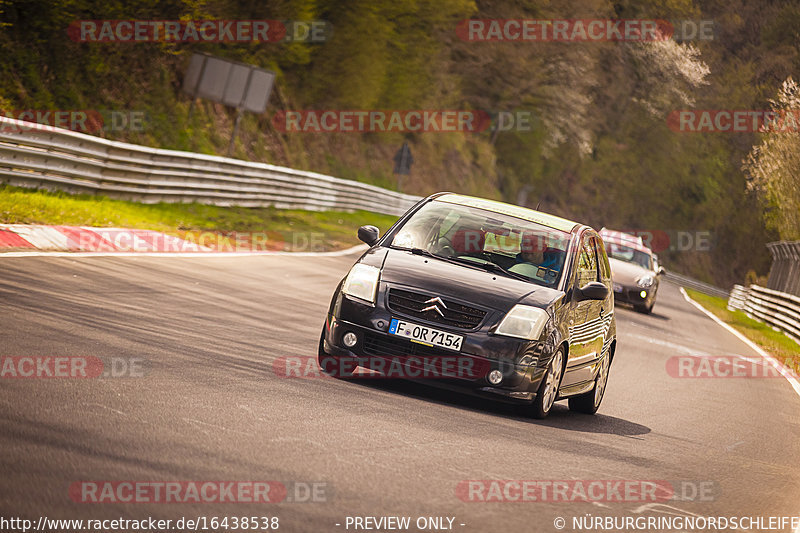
[743,77,800,240]
[1,0,798,285]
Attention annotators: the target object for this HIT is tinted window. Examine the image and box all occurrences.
[606,243,653,270]
[390,200,571,288]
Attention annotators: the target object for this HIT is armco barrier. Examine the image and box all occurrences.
[0,116,421,216]
[663,271,730,299]
[766,241,800,297]
[728,284,800,346]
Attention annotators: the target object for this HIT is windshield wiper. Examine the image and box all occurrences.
[394,246,455,262]
[394,247,533,282]
[395,246,489,269]
[472,260,532,282]
[408,247,438,258]
[444,255,531,282]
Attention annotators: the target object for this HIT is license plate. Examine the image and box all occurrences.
[388,318,463,351]
[613,283,623,293]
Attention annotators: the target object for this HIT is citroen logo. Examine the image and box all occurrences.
[421,296,447,317]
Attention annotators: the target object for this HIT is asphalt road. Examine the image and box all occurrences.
[1,252,799,533]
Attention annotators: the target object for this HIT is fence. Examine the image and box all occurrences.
[0,116,422,216]
[766,241,800,297]
[728,284,800,346]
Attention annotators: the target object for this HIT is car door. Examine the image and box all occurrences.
[594,235,615,356]
[565,232,604,385]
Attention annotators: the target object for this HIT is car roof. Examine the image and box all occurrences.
[434,193,579,233]
[599,228,653,254]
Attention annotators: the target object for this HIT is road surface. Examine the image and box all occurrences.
[1,253,798,532]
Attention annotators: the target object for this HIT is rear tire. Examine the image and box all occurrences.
[634,301,653,314]
[568,353,611,415]
[528,347,565,419]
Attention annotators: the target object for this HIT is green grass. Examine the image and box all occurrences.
[0,185,400,252]
[685,288,800,374]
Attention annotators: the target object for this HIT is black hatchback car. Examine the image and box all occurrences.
[318,193,617,418]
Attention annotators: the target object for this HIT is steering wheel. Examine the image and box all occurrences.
[438,244,456,257]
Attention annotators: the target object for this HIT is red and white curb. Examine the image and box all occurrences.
[0,224,366,257]
[0,224,210,253]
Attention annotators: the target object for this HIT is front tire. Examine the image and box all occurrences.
[317,327,356,379]
[568,353,610,414]
[528,347,565,419]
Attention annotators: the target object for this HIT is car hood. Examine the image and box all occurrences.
[361,247,564,312]
[608,257,652,285]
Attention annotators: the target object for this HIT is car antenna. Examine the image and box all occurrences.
[535,201,541,210]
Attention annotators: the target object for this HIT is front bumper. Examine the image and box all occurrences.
[612,283,654,305]
[322,288,550,402]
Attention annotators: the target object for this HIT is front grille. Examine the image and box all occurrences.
[361,332,489,379]
[387,288,487,329]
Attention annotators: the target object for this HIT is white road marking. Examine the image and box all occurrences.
[183,417,254,437]
[680,287,800,399]
[626,332,713,357]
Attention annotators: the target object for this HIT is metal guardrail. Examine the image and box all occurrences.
[663,271,730,299]
[0,116,422,216]
[766,241,800,297]
[728,284,800,346]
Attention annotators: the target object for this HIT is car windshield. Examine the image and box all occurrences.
[390,200,571,287]
[606,243,652,270]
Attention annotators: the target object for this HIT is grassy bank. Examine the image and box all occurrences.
[685,288,800,374]
[0,186,399,252]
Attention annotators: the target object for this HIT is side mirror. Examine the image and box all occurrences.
[358,225,380,246]
[657,267,666,276]
[577,281,609,301]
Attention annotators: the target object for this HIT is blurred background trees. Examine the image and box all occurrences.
[1,0,798,286]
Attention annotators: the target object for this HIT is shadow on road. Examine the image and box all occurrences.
[534,406,652,436]
[614,303,670,321]
[346,378,651,437]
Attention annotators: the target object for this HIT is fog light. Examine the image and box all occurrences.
[488,369,503,385]
[342,332,358,348]
[640,290,647,298]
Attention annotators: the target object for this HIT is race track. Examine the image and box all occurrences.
[1,252,799,532]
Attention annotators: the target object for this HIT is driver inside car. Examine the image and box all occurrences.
[510,231,564,282]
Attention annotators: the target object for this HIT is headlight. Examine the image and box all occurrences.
[636,275,655,288]
[342,263,380,304]
[495,305,549,340]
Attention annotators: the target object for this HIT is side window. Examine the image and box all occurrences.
[576,235,598,287]
[595,237,612,284]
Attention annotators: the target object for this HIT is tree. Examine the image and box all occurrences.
[743,77,800,240]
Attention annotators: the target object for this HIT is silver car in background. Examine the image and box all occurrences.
[599,229,664,314]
